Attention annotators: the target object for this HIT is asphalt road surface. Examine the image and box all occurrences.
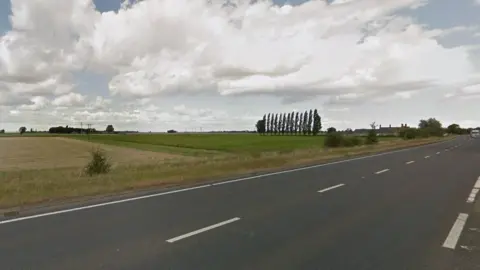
[1,136,480,270]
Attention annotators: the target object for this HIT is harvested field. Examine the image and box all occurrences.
[0,137,185,171]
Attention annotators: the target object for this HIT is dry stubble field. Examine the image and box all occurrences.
[0,133,449,210]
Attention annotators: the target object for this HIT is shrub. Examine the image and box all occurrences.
[84,147,112,176]
[324,133,363,148]
[342,136,363,147]
[398,127,417,140]
[365,129,379,145]
[324,132,344,147]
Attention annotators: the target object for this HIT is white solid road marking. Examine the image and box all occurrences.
[166,217,240,243]
[0,184,211,225]
[467,189,479,203]
[318,183,345,193]
[0,139,456,225]
[406,161,415,165]
[424,155,430,159]
[443,213,469,249]
[375,169,390,174]
[466,177,480,203]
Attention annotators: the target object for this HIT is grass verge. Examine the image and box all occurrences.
[0,137,451,210]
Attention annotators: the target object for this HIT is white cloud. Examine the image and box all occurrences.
[51,93,87,107]
[0,0,479,131]
[18,96,49,111]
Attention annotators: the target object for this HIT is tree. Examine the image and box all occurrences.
[447,123,461,134]
[106,125,114,133]
[256,119,266,135]
[289,112,295,134]
[418,118,442,129]
[19,126,26,135]
[294,112,300,135]
[298,112,303,135]
[327,127,337,133]
[270,113,275,135]
[274,114,279,135]
[287,113,291,134]
[312,109,321,135]
[266,113,271,134]
[365,122,379,144]
[0,129,4,134]
[307,109,313,135]
[418,118,443,137]
[302,110,308,135]
[262,114,267,134]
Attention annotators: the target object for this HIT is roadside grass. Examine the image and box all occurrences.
[0,136,450,209]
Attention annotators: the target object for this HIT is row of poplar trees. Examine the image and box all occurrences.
[256,109,322,135]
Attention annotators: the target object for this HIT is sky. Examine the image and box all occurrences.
[0,0,480,132]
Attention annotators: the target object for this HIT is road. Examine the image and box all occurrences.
[1,136,480,270]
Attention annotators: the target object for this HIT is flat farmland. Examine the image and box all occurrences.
[0,136,183,171]
[0,133,449,209]
[68,133,330,155]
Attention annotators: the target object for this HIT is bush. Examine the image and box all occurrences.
[84,148,112,176]
[365,129,379,145]
[324,133,363,148]
[324,132,344,147]
[342,136,363,147]
[398,127,417,140]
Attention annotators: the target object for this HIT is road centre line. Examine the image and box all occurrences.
[375,169,390,175]
[406,161,415,165]
[466,177,480,204]
[318,184,345,193]
[436,152,440,155]
[443,213,469,249]
[166,217,240,243]
[0,138,456,225]
[424,155,430,159]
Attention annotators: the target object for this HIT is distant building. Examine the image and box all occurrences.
[353,124,404,136]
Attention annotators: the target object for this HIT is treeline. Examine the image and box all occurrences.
[48,126,98,134]
[256,109,322,135]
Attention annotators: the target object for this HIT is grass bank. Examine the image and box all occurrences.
[0,136,450,210]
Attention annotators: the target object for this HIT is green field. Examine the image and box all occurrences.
[68,133,331,155]
[1,132,398,156]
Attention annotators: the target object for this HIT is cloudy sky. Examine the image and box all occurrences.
[0,0,479,132]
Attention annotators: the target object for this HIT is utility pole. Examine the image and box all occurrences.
[80,122,83,134]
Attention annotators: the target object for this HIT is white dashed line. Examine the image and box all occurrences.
[436,152,440,155]
[443,213,469,249]
[318,184,345,193]
[406,161,415,165]
[375,169,390,175]
[166,217,241,243]
[424,156,430,159]
[467,177,480,204]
